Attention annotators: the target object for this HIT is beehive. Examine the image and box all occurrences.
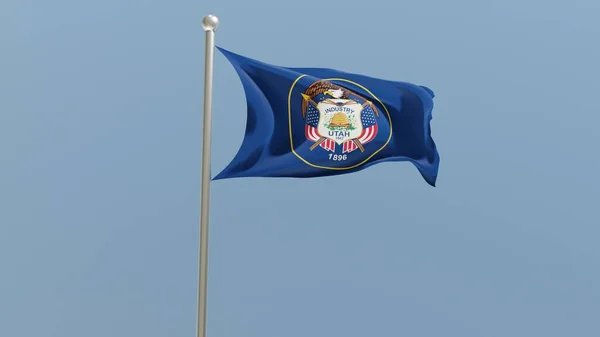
[330,112,350,128]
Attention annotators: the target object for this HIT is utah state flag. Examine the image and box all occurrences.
[213,47,440,186]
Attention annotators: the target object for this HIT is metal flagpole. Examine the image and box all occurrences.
[197,14,219,337]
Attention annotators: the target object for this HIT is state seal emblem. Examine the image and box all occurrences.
[301,80,380,154]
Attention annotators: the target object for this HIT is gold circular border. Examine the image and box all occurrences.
[287,75,392,170]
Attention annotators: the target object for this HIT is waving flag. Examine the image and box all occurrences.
[214,47,440,186]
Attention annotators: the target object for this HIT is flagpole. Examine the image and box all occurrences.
[198,14,219,337]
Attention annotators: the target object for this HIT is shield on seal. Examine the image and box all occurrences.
[316,99,364,145]
[301,80,380,153]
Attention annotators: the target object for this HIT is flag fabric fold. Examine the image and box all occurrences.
[213,47,440,186]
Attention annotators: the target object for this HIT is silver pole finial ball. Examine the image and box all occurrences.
[202,15,219,31]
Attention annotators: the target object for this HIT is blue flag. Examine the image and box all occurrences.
[214,47,440,186]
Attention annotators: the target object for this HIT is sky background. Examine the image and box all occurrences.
[2,0,600,336]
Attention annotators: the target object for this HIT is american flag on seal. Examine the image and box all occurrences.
[305,102,378,153]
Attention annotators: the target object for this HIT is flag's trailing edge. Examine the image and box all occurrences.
[213,47,440,186]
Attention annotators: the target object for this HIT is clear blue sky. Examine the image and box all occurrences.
[2,1,600,336]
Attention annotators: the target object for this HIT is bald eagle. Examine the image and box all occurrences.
[301,80,379,118]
